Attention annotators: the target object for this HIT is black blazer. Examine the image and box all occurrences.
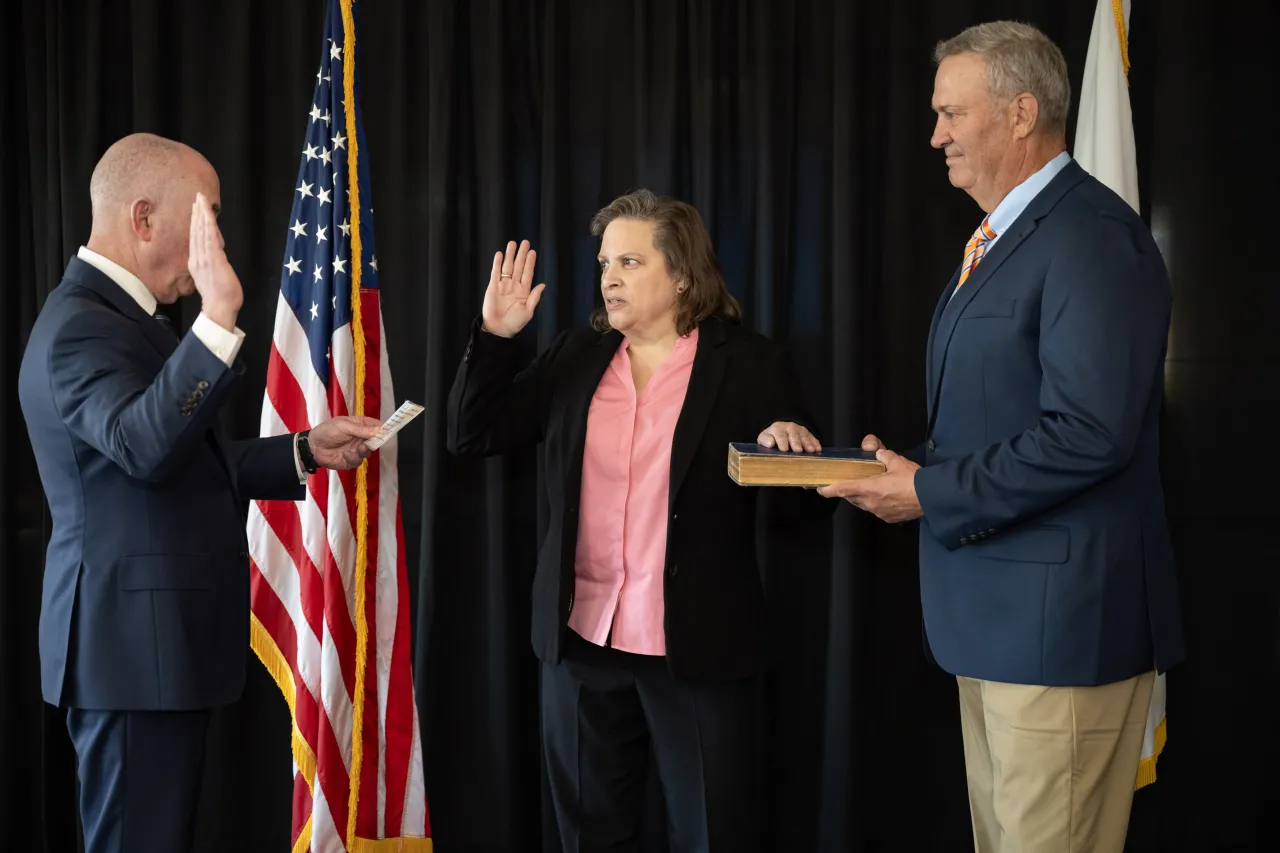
[447,315,827,682]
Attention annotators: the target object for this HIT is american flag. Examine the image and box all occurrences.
[246,0,431,850]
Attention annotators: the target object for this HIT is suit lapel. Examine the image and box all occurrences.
[925,161,1090,424]
[925,269,960,418]
[668,320,728,511]
[926,217,1034,424]
[69,258,177,359]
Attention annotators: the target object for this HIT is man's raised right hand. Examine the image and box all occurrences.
[188,191,243,331]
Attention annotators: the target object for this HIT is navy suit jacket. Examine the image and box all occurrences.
[18,258,305,711]
[912,160,1185,687]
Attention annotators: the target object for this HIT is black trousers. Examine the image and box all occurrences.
[541,630,763,853]
[65,707,211,853]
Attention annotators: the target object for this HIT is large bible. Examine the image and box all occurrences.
[727,443,886,487]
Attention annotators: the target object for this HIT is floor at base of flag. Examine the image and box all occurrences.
[957,670,1154,853]
[539,627,765,852]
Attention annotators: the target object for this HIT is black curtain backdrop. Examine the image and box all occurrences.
[2,1,1277,851]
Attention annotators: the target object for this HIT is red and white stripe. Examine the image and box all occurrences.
[248,290,429,851]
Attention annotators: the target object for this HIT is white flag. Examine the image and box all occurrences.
[1075,0,1139,209]
[1074,0,1167,791]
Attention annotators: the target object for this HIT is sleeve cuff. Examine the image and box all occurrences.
[191,313,246,366]
[292,432,308,484]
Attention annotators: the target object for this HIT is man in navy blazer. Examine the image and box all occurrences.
[18,133,381,853]
[820,22,1184,853]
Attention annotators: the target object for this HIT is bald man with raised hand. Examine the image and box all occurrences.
[18,133,380,853]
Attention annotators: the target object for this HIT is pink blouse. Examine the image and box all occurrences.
[566,329,699,655]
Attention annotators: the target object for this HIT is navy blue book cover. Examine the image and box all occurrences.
[729,443,880,461]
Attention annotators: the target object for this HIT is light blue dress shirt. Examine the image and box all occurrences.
[948,150,1071,302]
[986,150,1072,249]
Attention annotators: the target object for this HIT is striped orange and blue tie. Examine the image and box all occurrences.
[957,215,997,289]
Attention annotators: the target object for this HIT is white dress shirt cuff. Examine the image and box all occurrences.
[191,313,246,366]
[293,433,309,483]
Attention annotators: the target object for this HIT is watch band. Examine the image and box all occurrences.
[297,430,319,474]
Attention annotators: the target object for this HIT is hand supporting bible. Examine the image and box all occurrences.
[817,433,923,522]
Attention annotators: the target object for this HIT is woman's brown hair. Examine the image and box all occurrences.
[589,189,741,336]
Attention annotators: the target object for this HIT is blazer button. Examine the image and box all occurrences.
[926,439,936,452]
[668,563,679,577]
[987,528,996,535]
[197,380,210,390]
[959,536,969,545]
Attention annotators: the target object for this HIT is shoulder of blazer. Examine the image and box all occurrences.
[697,315,765,348]
[552,317,775,360]
[1027,169,1158,269]
[1059,174,1147,232]
[583,325,622,350]
[1026,161,1141,234]
[489,323,616,377]
[61,257,151,323]
[34,264,170,365]
[538,325,621,391]
[706,317,791,364]
[549,325,620,366]
[37,280,138,343]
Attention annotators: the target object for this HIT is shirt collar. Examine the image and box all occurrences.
[987,150,1072,237]
[77,245,158,316]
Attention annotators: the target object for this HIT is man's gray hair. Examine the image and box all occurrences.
[934,21,1071,138]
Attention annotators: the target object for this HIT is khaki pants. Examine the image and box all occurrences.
[957,671,1154,853]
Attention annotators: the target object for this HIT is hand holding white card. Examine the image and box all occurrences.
[365,401,424,450]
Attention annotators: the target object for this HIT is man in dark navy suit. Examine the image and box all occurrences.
[819,22,1184,853]
[18,133,381,853]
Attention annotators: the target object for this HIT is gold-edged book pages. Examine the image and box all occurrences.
[727,442,886,487]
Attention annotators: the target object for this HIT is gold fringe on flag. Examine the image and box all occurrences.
[1135,716,1167,790]
[340,0,373,850]
[1111,0,1130,80]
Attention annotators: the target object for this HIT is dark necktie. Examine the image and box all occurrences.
[152,311,179,341]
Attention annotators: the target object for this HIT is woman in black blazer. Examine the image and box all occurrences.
[447,190,825,852]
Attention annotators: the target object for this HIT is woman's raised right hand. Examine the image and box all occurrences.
[481,239,546,338]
